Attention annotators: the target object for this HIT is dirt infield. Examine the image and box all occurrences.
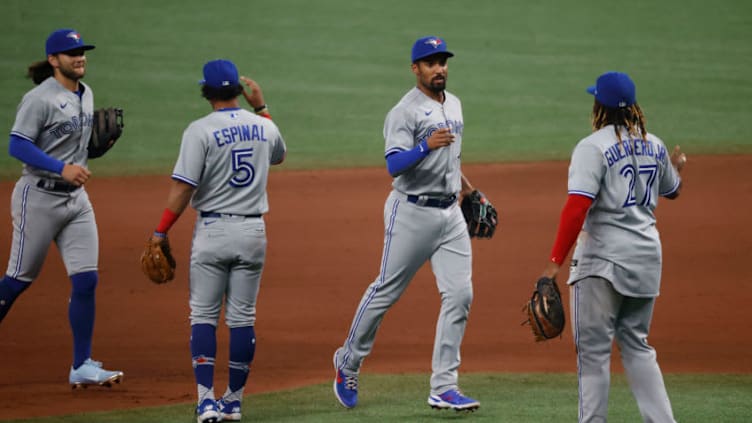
[0,156,749,419]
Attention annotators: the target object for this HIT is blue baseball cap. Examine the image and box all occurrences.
[200,59,239,88]
[46,29,95,55]
[411,36,454,62]
[586,71,636,109]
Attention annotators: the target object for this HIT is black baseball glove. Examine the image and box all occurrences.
[523,276,566,341]
[88,107,124,159]
[460,190,498,238]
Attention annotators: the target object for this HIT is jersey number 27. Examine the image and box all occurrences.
[619,163,657,207]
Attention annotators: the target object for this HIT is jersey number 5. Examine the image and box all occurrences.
[620,163,657,207]
[230,148,255,188]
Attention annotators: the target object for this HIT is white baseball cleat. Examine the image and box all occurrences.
[69,358,124,389]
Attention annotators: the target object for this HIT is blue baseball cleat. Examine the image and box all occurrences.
[195,398,220,423]
[218,397,242,421]
[69,358,123,389]
[428,389,480,411]
[333,348,358,408]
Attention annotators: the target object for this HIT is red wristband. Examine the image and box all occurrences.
[155,208,180,234]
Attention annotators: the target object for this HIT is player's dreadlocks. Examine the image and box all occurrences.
[591,100,647,143]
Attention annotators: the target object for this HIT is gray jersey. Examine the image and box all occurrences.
[567,125,681,296]
[10,77,93,178]
[384,87,463,196]
[6,76,98,281]
[172,109,286,215]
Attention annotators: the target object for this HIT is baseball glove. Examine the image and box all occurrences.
[523,277,566,341]
[461,190,498,238]
[140,235,176,284]
[88,107,124,159]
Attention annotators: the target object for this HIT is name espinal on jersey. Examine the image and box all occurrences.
[212,119,268,147]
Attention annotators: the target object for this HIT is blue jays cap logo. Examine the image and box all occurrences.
[412,35,454,62]
[46,28,96,55]
[425,38,443,48]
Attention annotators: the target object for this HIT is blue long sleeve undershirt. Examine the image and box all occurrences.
[8,134,65,174]
[385,140,430,177]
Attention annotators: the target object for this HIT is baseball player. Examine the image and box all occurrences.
[0,28,123,388]
[540,71,686,422]
[147,59,285,423]
[333,36,481,411]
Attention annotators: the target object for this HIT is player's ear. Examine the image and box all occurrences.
[47,54,59,68]
[411,62,419,75]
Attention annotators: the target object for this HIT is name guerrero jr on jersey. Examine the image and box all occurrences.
[604,138,668,168]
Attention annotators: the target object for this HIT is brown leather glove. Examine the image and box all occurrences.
[523,277,565,341]
[140,234,176,284]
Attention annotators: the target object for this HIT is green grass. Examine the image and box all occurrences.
[0,0,750,179]
[5,373,752,422]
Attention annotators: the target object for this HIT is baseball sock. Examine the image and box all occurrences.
[224,326,256,402]
[0,275,31,323]
[191,323,217,403]
[69,271,97,369]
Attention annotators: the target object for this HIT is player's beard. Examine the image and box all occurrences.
[58,62,85,82]
[428,82,445,93]
[426,75,446,94]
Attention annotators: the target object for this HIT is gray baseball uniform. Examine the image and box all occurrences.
[6,77,97,281]
[567,125,680,422]
[336,87,472,395]
[1,27,124,390]
[172,108,286,327]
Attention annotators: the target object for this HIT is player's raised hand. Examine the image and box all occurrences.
[426,128,455,150]
[61,163,91,186]
[670,145,687,173]
[240,76,266,110]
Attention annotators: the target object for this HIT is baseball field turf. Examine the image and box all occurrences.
[3,374,751,422]
[1,0,750,422]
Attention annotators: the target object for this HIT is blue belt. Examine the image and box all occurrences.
[200,211,262,218]
[406,194,457,209]
[37,178,80,193]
